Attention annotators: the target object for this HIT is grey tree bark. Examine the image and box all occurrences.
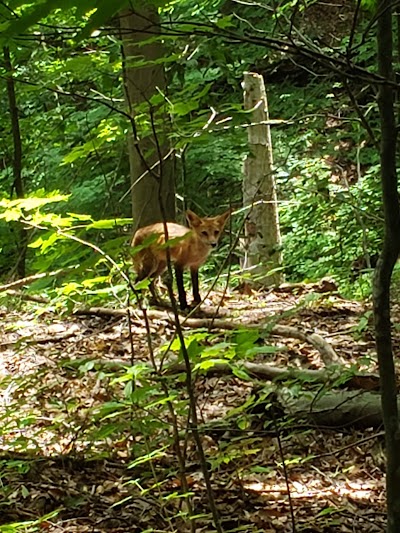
[120,6,175,229]
[242,72,283,286]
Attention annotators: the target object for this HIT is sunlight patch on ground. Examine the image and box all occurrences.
[243,478,383,502]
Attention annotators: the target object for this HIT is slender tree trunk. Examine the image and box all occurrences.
[397,4,400,65]
[120,7,175,230]
[4,45,27,278]
[373,1,400,530]
[242,72,283,286]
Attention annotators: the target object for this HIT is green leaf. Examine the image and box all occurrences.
[194,358,227,371]
[172,100,200,117]
[110,363,151,383]
[231,366,251,381]
[67,213,93,222]
[317,507,341,517]
[214,15,234,29]
[0,194,69,213]
[128,447,168,469]
[1,0,72,41]
[81,276,109,287]
[87,218,132,229]
[62,137,105,164]
[78,360,96,372]
[237,416,250,430]
[29,232,64,253]
[134,278,150,290]
[73,0,97,17]
[77,0,129,40]
[21,485,30,498]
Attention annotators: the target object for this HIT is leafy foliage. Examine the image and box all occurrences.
[0,2,391,529]
[0,0,384,295]
[0,196,131,306]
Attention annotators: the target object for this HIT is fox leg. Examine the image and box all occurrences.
[175,265,188,310]
[191,268,201,305]
[147,279,161,305]
[134,257,166,306]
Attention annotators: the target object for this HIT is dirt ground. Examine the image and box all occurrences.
[0,285,392,532]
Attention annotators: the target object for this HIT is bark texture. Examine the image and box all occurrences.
[374,0,400,530]
[4,45,27,278]
[242,72,283,286]
[120,7,175,229]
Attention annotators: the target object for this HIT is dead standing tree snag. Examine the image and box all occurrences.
[242,72,283,287]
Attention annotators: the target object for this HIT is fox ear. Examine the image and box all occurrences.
[217,209,231,227]
[186,209,201,228]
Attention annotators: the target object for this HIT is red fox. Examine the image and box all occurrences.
[131,209,230,309]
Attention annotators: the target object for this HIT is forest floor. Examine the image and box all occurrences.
[0,284,394,532]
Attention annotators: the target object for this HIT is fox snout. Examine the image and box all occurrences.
[210,242,217,248]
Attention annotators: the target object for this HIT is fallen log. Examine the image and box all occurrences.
[74,306,342,365]
[280,389,386,429]
[4,296,341,366]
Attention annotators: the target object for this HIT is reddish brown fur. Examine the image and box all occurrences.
[132,209,230,309]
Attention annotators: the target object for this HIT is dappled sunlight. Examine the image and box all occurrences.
[0,289,389,531]
[243,477,383,503]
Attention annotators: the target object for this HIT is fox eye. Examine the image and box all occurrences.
[201,230,208,237]
[214,230,219,236]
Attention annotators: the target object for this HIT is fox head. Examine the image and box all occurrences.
[186,209,231,249]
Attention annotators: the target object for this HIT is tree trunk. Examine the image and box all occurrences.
[120,7,175,230]
[374,1,400,530]
[242,72,283,286]
[4,45,27,278]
